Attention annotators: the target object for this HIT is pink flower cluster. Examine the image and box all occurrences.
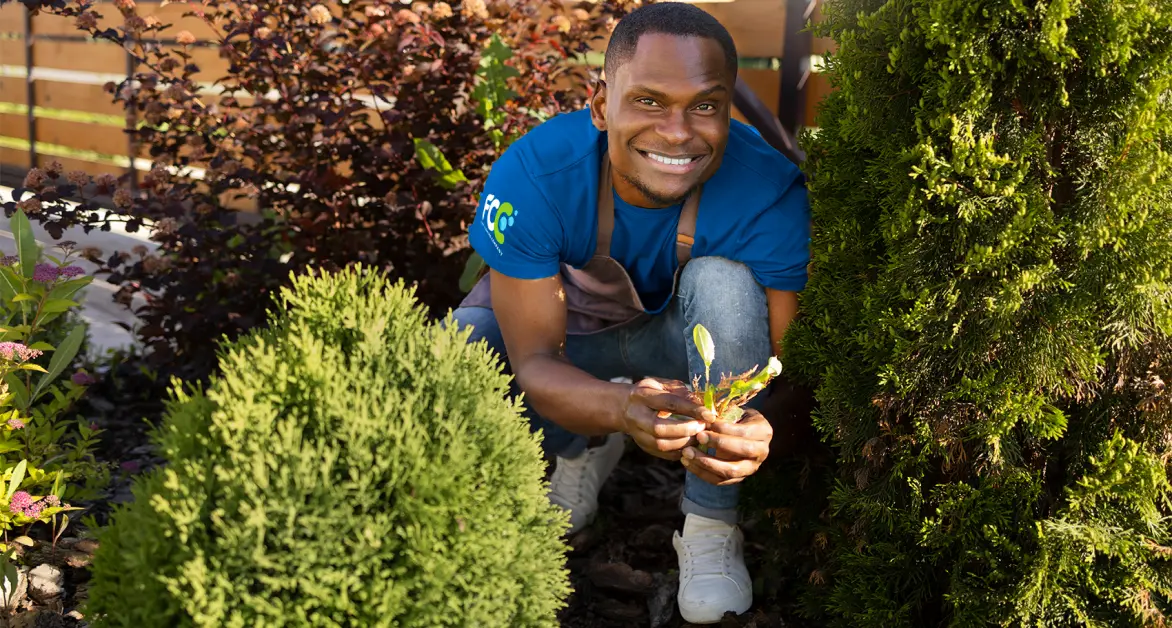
[0,343,41,362]
[6,491,61,519]
[32,264,85,283]
[6,419,24,430]
[8,491,39,518]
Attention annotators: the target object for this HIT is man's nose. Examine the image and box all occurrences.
[656,109,692,146]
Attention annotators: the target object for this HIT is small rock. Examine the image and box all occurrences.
[55,538,79,551]
[594,598,644,621]
[29,564,64,602]
[647,571,678,628]
[63,551,92,569]
[584,562,655,594]
[0,567,28,609]
[129,444,154,456]
[72,539,99,555]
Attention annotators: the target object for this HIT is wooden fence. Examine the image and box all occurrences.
[0,0,832,194]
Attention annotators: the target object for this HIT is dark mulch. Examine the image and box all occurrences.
[557,440,805,628]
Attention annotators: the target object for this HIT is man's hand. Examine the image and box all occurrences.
[619,377,715,460]
[680,409,773,485]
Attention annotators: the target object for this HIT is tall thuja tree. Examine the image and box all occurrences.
[784,0,1172,625]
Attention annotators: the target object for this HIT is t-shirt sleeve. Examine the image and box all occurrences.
[467,149,563,280]
[741,176,812,292]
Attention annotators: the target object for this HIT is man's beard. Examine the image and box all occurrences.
[619,171,693,208]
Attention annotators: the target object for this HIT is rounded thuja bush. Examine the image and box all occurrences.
[84,266,570,627]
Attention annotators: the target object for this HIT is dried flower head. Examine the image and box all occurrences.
[552,15,571,33]
[175,30,196,45]
[45,160,63,176]
[16,198,42,215]
[433,2,453,19]
[256,26,273,39]
[462,0,488,20]
[308,4,332,24]
[95,173,118,194]
[396,9,421,24]
[115,0,135,10]
[67,170,90,188]
[76,11,98,30]
[22,168,47,190]
[113,188,133,209]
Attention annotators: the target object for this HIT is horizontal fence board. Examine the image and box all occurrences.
[693,0,787,59]
[30,1,220,41]
[0,4,21,36]
[0,148,30,174]
[35,80,125,118]
[28,39,230,79]
[36,153,126,178]
[0,77,27,107]
[0,113,27,141]
[38,118,131,157]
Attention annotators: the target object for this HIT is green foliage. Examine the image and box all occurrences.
[0,209,105,536]
[84,266,571,627]
[780,0,1172,625]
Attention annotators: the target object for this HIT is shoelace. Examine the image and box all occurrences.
[680,532,730,578]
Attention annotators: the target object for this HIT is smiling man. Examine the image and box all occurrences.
[453,2,809,623]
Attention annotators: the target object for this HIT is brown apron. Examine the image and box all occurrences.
[460,153,701,335]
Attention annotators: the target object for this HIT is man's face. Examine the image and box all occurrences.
[591,33,733,208]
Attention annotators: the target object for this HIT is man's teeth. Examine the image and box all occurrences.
[648,152,695,166]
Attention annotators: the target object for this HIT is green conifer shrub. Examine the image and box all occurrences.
[82,266,570,627]
[779,0,1172,625]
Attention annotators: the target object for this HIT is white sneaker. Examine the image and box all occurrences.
[673,513,753,624]
[547,433,625,535]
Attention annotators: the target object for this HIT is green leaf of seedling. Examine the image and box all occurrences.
[703,385,715,411]
[692,323,715,385]
[51,471,61,499]
[32,324,84,403]
[11,210,39,280]
[7,460,26,500]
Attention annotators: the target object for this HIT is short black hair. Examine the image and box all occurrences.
[604,2,738,81]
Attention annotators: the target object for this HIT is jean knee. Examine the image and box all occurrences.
[678,257,766,318]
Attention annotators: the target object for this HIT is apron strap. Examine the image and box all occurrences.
[595,154,615,257]
[595,152,701,263]
[675,190,699,265]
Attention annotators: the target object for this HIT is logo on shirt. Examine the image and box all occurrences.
[481,193,517,246]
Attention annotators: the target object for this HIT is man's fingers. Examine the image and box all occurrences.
[680,447,757,485]
[630,433,686,460]
[696,431,768,461]
[638,389,716,422]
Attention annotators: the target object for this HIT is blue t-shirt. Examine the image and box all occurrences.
[468,108,810,314]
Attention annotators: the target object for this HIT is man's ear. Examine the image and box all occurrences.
[589,80,608,131]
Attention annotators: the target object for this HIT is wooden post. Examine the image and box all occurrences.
[23,4,36,170]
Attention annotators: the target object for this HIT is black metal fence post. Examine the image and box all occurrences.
[779,0,815,150]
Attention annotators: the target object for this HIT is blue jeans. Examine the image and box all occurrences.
[450,257,772,523]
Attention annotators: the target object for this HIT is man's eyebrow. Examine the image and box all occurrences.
[628,84,730,100]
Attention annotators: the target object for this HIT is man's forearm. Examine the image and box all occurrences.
[513,355,630,436]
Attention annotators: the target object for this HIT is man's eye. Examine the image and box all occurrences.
[695,103,715,111]
[636,97,657,106]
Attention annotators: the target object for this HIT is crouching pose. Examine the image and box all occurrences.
[453,3,810,623]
